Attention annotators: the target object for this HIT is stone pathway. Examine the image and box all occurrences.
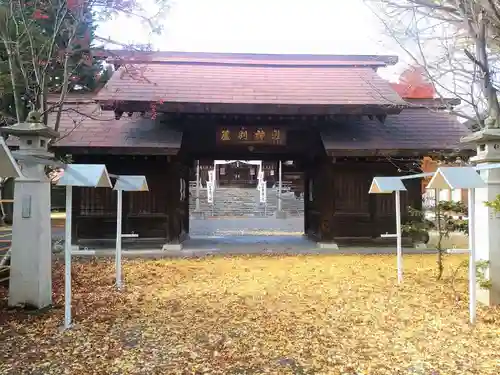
[48,216,445,256]
[180,217,439,256]
[190,216,304,236]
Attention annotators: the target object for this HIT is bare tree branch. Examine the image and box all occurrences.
[366,0,500,129]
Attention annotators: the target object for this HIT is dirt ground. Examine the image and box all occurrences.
[1,253,499,374]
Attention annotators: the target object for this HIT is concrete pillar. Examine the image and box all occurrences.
[191,160,205,219]
[0,111,58,309]
[9,177,52,307]
[462,129,500,305]
[274,160,287,218]
[8,159,53,308]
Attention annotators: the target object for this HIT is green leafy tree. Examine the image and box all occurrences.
[0,0,167,131]
[0,0,168,284]
[0,1,106,127]
[403,199,468,280]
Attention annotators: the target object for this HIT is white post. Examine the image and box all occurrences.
[207,170,214,204]
[435,187,441,234]
[258,160,263,184]
[278,160,282,212]
[395,190,403,284]
[195,160,200,211]
[468,187,477,324]
[115,189,123,290]
[213,161,217,189]
[64,185,72,329]
[463,130,500,307]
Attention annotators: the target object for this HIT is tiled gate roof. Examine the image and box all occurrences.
[44,101,469,154]
[49,101,182,152]
[321,108,470,153]
[95,52,405,109]
[6,97,181,153]
[3,52,470,154]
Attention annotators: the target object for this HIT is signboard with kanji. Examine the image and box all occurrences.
[216,126,286,145]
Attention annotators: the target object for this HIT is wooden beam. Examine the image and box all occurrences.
[100,101,405,116]
[325,148,475,157]
[52,146,180,156]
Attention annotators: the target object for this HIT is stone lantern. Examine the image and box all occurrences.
[461,127,500,306]
[0,111,59,179]
[0,111,59,309]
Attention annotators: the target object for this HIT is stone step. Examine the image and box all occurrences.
[189,186,304,217]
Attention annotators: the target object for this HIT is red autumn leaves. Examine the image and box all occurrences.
[32,9,49,19]
[66,0,80,9]
[32,0,82,20]
[150,99,165,120]
[391,66,436,99]
[31,1,93,67]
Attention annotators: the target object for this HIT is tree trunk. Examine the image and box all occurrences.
[475,11,500,128]
[2,41,24,122]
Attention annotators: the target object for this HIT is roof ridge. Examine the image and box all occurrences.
[94,50,398,66]
[113,60,387,68]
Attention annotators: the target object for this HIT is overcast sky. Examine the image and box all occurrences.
[97,0,407,79]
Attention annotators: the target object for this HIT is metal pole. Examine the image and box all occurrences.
[395,190,403,284]
[115,189,123,290]
[64,185,72,329]
[278,160,282,212]
[468,188,476,324]
[195,160,200,211]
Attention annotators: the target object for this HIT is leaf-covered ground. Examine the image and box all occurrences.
[1,254,499,375]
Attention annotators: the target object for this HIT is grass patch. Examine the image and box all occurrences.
[429,232,469,249]
[0,254,499,374]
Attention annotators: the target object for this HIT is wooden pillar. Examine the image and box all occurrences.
[305,159,320,240]
[165,161,179,243]
[316,159,335,243]
[182,162,190,239]
[184,173,190,238]
[368,187,378,238]
[164,159,190,245]
[303,169,310,235]
[304,157,336,246]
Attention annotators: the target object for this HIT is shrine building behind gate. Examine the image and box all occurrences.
[42,51,469,247]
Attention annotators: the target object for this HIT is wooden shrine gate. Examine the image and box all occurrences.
[48,51,467,247]
[64,120,422,247]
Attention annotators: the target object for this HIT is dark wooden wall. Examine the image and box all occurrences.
[64,114,423,245]
[305,158,421,242]
[68,154,421,244]
[71,155,190,245]
[216,162,257,187]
